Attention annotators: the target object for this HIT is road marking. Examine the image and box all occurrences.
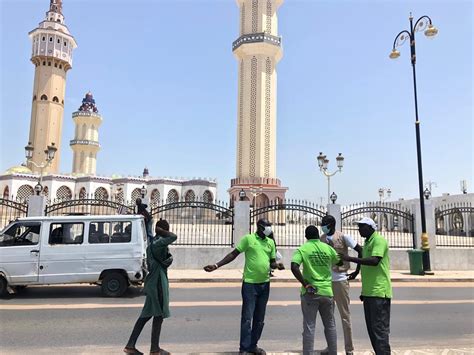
[1,299,473,310]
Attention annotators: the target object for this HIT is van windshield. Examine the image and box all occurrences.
[0,222,41,247]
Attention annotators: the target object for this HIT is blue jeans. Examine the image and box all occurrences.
[240,281,270,352]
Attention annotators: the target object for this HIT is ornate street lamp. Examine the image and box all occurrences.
[25,142,57,197]
[389,13,438,273]
[317,152,344,204]
[378,187,392,202]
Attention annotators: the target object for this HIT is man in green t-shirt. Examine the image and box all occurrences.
[291,225,341,355]
[342,217,392,355]
[203,218,284,354]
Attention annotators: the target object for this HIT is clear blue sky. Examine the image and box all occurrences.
[1,0,472,204]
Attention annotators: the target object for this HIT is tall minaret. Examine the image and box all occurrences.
[70,92,102,175]
[27,0,77,174]
[229,0,287,203]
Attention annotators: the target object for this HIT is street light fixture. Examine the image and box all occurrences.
[389,13,438,273]
[140,185,147,199]
[317,152,344,204]
[378,187,392,202]
[24,142,57,195]
[423,188,431,200]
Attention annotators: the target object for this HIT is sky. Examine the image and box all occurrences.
[0,0,472,204]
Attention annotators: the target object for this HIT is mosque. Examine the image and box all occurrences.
[0,0,217,206]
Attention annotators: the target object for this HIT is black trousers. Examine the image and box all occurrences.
[363,296,391,355]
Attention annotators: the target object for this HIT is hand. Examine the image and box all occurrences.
[305,284,317,294]
[277,263,285,270]
[347,271,359,280]
[203,264,218,272]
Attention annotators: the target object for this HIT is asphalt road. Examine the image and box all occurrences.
[0,282,473,353]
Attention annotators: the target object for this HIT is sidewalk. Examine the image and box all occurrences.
[168,269,474,283]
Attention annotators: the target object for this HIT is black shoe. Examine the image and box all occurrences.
[251,348,266,355]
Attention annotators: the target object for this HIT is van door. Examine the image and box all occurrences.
[0,221,41,284]
[39,222,87,284]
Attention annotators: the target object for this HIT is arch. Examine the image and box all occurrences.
[56,185,72,201]
[150,189,161,206]
[40,94,48,101]
[202,190,213,203]
[130,188,142,203]
[3,186,10,199]
[81,123,87,139]
[16,184,34,203]
[184,189,196,202]
[52,96,59,103]
[94,187,109,200]
[79,187,87,199]
[166,189,179,203]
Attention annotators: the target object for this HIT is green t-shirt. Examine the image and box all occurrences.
[291,239,340,297]
[361,232,392,298]
[236,233,276,284]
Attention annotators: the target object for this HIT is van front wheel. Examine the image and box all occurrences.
[101,272,128,297]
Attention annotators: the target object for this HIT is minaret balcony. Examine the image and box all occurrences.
[70,139,100,148]
[232,32,281,51]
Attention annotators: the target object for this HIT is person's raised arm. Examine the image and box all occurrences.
[204,249,240,272]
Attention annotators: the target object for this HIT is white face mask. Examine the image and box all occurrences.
[263,226,272,236]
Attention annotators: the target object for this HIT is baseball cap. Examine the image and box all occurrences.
[355,217,377,229]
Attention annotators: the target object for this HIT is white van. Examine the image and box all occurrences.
[0,215,147,297]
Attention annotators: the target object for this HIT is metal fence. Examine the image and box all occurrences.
[250,200,327,247]
[45,198,135,216]
[150,200,234,246]
[435,202,474,248]
[0,198,28,231]
[341,202,415,249]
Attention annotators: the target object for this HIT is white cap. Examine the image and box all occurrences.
[355,217,377,229]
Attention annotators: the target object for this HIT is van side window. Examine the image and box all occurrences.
[0,222,41,247]
[49,223,84,245]
[88,221,132,244]
[111,221,132,243]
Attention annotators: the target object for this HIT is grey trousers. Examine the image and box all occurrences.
[300,293,337,355]
[333,280,354,352]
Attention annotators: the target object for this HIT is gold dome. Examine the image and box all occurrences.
[5,165,33,174]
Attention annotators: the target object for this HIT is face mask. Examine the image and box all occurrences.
[321,225,330,235]
[263,226,272,236]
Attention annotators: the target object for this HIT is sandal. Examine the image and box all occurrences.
[123,347,144,355]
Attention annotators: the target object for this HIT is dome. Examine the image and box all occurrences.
[77,92,99,113]
[5,165,33,174]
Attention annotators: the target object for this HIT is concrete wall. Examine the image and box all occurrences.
[168,246,474,271]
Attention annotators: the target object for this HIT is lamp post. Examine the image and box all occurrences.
[25,142,57,195]
[378,187,392,203]
[389,13,438,273]
[249,186,263,208]
[317,152,344,204]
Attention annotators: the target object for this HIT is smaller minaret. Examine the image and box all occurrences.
[70,92,102,175]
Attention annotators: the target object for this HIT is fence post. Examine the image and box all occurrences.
[327,203,341,230]
[424,199,437,265]
[234,200,251,244]
[27,195,46,217]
